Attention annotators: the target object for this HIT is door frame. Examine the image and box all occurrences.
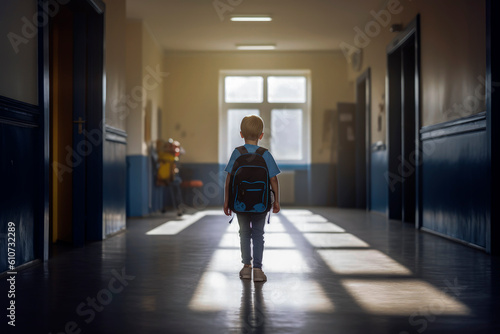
[486,0,499,254]
[82,0,105,243]
[355,68,371,210]
[386,15,421,226]
[38,0,105,256]
[37,1,50,261]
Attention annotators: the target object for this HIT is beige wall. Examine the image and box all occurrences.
[142,24,165,143]
[104,0,127,130]
[125,19,166,155]
[418,0,485,126]
[347,0,486,143]
[0,0,38,105]
[163,51,353,164]
[125,20,143,155]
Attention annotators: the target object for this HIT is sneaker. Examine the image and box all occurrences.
[239,265,251,279]
[253,268,267,282]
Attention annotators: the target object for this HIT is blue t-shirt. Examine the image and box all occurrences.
[224,144,281,178]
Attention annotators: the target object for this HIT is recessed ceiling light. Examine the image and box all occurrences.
[230,15,272,22]
[236,44,276,50]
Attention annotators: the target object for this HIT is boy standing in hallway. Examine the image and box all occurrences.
[223,115,281,282]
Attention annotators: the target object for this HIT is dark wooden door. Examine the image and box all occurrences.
[49,0,104,247]
[387,19,419,224]
[355,69,371,210]
[71,8,87,247]
[401,35,416,224]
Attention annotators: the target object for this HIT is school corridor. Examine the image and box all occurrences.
[1,0,500,333]
[2,207,498,333]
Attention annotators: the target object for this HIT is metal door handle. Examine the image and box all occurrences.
[73,117,86,134]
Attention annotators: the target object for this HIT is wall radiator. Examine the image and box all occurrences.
[278,171,295,205]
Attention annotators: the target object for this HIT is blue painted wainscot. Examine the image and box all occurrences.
[0,96,40,273]
[370,142,389,214]
[103,126,127,235]
[178,163,334,208]
[126,155,150,217]
[126,152,168,217]
[420,112,488,249]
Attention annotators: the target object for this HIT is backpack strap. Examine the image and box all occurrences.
[236,146,248,154]
[256,147,268,156]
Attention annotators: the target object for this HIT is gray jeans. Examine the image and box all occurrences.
[237,213,267,269]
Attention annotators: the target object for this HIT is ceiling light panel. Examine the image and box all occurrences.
[230,15,272,22]
[236,44,276,50]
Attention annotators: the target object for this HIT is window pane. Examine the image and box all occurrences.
[271,109,302,160]
[228,109,260,158]
[268,76,306,103]
[225,76,263,103]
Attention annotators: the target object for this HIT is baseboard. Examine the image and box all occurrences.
[420,227,486,252]
[0,259,42,278]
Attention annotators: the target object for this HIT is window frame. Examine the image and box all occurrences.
[219,69,311,166]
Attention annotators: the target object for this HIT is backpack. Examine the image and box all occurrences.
[228,146,273,214]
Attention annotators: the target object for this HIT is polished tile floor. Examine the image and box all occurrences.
[2,208,500,333]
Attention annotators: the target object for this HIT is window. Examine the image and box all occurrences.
[219,70,310,166]
[268,76,306,103]
[224,76,263,103]
[271,109,303,160]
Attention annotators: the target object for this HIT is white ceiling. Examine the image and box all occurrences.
[126,0,387,52]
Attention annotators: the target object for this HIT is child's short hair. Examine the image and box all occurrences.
[240,115,264,140]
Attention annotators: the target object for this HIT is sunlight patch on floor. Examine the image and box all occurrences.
[218,232,295,248]
[265,278,335,312]
[342,279,471,316]
[263,249,312,273]
[264,233,296,248]
[285,214,329,224]
[218,233,241,248]
[318,249,412,275]
[206,249,245,273]
[282,210,346,233]
[189,271,243,311]
[225,215,287,233]
[189,273,334,312]
[206,249,312,273]
[188,209,469,318]
[280,209,314,216]
[290,221,345,233]
[303,233,370,248]
[146,210,225,235]
[267,215,287,232]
